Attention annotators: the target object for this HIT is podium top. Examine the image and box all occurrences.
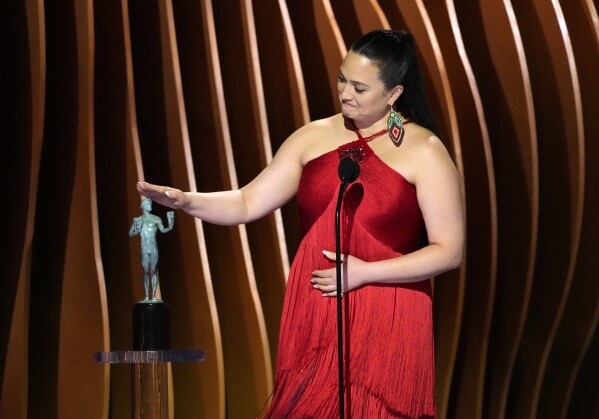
[93,349,204,364]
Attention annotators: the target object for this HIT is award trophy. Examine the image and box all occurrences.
[95,198,204,418]
[128,198,175,353]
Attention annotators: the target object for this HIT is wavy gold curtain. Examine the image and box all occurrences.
[1,0,597,418]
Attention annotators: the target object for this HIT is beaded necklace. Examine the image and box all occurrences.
[353,119,411,142]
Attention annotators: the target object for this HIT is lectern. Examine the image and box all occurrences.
[94,302,204,418]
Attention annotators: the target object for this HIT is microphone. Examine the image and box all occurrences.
[335,157,360,419]
[338,157,360,184]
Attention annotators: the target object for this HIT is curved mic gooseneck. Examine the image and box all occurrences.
[335,157,360,419]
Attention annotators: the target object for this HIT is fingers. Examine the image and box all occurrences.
[136,181,161,197]
[311,268,338,295]
[321,250,342,261]
[311,282,337,292]
[311,251,348,297]
[312,252,337,295]
[136,182,184,209]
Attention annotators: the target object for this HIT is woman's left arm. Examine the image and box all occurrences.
[312,135,464,296]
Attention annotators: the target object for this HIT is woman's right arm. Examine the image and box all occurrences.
[136,124,315,226]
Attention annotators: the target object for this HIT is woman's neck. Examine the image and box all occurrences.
[348,113,391,136]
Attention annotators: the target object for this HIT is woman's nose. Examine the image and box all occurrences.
[339,83,352,99]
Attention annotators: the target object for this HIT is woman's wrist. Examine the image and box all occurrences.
[180,192,191,212]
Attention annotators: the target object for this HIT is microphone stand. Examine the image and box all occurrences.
[335,179,350,419]
[334,157,359,419]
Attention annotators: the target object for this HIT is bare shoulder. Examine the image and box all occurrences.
[410,134,451,161]
[391,124,458,184]
[279,114,347,165]
[241,114,343,206]
[409,129,458,182]
[287,114,343,141]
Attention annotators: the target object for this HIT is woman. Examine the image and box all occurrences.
[138,29,463,418]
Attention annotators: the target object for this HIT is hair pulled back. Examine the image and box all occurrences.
[350,29,438,134]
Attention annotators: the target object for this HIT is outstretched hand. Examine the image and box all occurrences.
[136,181,188,210]
[310,251,368,297]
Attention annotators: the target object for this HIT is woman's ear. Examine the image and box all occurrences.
[388,85,404,106]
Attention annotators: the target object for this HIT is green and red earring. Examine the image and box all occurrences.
[387,106,405,144]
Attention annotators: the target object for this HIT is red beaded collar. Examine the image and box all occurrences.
[352,119,411,142]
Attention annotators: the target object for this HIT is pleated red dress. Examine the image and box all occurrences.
[265,137,435,418]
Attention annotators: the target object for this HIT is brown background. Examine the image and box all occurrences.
[1,0,597,418]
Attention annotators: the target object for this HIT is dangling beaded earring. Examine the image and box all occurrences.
[387,106,405,144]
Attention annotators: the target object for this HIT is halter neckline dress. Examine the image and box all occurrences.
[265,136,435,418]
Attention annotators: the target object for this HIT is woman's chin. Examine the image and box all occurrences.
[340,105,356,118]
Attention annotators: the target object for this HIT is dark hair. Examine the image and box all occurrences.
[350,29,439,134]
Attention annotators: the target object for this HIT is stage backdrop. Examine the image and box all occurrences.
[1,0,597,418]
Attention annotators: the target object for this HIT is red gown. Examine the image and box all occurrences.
[265,137,435,418]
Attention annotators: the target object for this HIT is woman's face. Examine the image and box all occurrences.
[337,51,401,123]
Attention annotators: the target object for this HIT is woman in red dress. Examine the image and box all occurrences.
[138,29,464,418]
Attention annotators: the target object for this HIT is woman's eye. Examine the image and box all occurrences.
[355,88,365,94]
[338,75,346,82]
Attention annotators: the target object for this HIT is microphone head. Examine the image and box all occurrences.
[338,157,360,183]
